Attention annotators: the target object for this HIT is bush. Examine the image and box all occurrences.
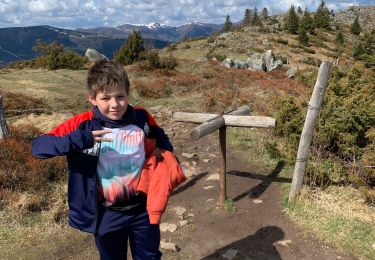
[115,30,144,65]
[32,39,87,70]
[133,78,172,98]
[270,37,288,45]
[1,91,50,117]
[302,57,322,66]
[0,125,67,193]
[139,50,178,71]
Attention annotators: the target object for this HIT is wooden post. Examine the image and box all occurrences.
[190,105,250,140]
[0,95,9,138]
[289,61,332,201]
[219,126,227,205]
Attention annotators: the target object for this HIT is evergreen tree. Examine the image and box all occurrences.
[261,7,268,20]
[350,17,362,35]
[297,6,303,15]
[252,7,262,26]
[301,9,315,34]
[335,30,345,45]
[286,5,299,34]
[224,15,233,32]
[242,9,252,26]
[115,30,144,65]
[314,0,331,29]
[298,27,309,45]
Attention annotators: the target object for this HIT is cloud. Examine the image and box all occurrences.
[0,0,372,28]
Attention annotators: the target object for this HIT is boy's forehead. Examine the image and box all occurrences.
[97,86,127,95]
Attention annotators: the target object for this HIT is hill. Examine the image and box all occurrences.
[0,25,169,65]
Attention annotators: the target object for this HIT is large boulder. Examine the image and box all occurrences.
[264,50,283,72]
[233,59,248,69]
[286,67,298,78]
[247,53,266,72]
[85,49,108,62]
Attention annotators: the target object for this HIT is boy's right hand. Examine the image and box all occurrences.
[92,130,112,143]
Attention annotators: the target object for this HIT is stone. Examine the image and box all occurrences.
[204,185,214,190]
[160,223,178,232]
[253,199,263,204]
[286,67,298,78]
[247,53,266,72]
[223,58,234,68]
[182,153,196,159]
[179,220,188,226]
[233,59,248,69]
[276,239,292,246]
[203,159,210,163]
[188,213,195,218]
[263,39,270,47]
[209,154,216,157]
[85,48,108,62]
[192,161,198,167]
[174,206,187,216]
[160,240,179,252]
[206,173,220,181]
[222,248,239,260]
[206,198,214,202]
[181,165,195,177]
[181,161,190,168]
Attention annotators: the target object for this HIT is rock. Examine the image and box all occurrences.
[204,185,214,190]
[179,220,188,226]
[181,165,195,177]
[85,48,108,62]
[209,154,216,157]
[181,161,190,168]
[188,213,195,218]
[160,240,179,252]
[286,67,298,78]
[160,223,178,232]
[174,206,187,217]
[182,153,196,159]
[247,53,266,72]
[206,173,220,181]
[276,239,292,246]
[263,39,270,47]
[223,58,234,68]
[206,198,214,202]
[192,161,198,167]
[203,159,210,163]
[253,199,263,204]
[222,248,239,260]
[233,59,248,69]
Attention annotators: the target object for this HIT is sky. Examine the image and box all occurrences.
[0,0,373,29]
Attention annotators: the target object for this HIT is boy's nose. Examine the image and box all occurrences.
[110,98,120,108]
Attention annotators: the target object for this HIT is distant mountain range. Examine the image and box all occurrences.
[0,22,223,65]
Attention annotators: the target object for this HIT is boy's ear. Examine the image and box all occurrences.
[88,94,97,106]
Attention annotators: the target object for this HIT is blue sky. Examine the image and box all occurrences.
[0,0,373,28]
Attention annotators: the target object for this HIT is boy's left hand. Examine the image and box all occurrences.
[92,130,113,143]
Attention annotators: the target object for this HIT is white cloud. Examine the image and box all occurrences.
[0,0,372,28]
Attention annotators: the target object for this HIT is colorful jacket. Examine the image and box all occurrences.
[32,105,172,234]
[137,149,186,224]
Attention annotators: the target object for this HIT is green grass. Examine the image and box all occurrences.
[224,198,237,212]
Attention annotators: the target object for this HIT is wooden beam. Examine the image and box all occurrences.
[289,61,332,202]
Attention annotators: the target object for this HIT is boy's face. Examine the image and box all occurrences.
[89,86,129,120]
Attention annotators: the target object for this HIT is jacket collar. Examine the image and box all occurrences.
[92,105,136,128]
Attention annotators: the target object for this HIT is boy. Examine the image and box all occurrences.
[32,60,183,259]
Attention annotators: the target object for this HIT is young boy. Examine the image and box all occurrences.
[32,60,183,259]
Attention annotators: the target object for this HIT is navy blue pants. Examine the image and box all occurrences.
[95,205,162,260]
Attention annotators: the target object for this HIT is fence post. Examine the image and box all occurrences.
[0,95,10,138]
[289,61,332,202]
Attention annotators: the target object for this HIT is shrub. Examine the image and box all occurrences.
[300,46,316,54]
[302,57,322,66]
[270,37,288,45]
[32,39,87,70]
[133,78,172,98]
[0,125,67,193]
[1,91,50,117]
[139,50,178,71]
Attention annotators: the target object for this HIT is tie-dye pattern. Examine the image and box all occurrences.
[97,125,145,206]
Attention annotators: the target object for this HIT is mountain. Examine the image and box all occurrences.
[334,6,375,31]
[0,25,170,65]
[76,22,223,42]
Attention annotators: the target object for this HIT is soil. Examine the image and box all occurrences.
[39,120,358,260]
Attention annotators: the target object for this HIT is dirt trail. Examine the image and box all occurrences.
[52,121,357,260]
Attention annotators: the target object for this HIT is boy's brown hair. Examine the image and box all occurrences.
[87,60,130,97]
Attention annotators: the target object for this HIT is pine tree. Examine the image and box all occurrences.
[300,9,315,34]
[297,6,303,15]
[224,15,233,32]
[314,0,331,29]
[335,30,344,45]
[115,30,144,65]
[242,9,252,26]
[286,5,299,34]
[350,17,362,35]
[298,27,309,45]
[252,7,262,26]
[261,7,268,20]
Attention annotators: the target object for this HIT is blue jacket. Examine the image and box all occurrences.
[32,105,172,233]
